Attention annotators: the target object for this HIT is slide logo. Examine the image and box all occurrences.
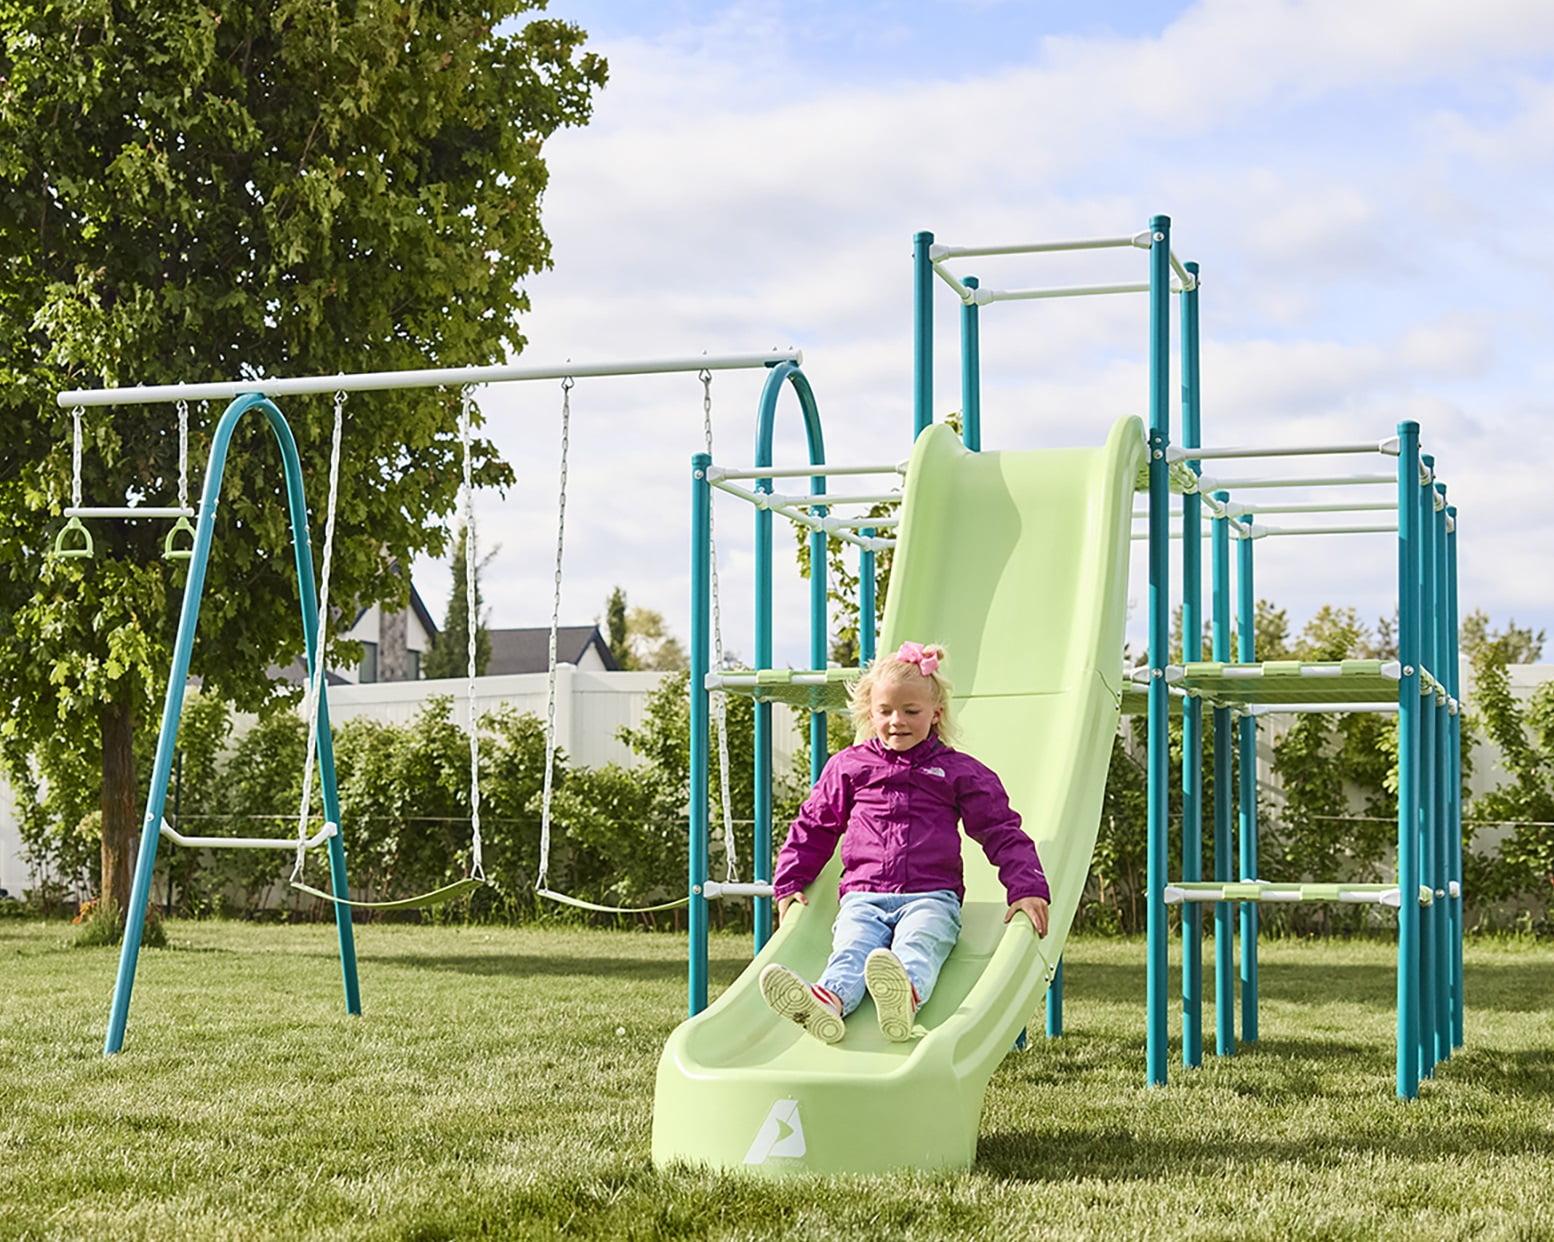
[743,1098,806,1164]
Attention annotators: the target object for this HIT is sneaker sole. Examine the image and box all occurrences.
[760,965,845,1044]
[864,950,917,1042]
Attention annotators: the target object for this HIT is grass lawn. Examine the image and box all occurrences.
[1,920,1551,1241]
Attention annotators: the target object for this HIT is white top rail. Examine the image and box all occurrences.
[57,350,804,408]
[1244,702,1401,717]
[1168,438,1398,463]
[978,282,1191,304]
[1239,500,1397,516]
[706,461,907,482]
[766,491,902,508]
[929,236,1138,261]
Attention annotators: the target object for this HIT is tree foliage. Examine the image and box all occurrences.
[0,2,607,918]
[423,523,491,679]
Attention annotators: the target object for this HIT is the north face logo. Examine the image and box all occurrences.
[922,766,946,778]
[744,1098,806,1164]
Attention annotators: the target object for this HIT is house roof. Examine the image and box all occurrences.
[408,584,438,639]
[486,625,619,675]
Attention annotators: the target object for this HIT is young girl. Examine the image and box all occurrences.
[760,641,1050,1044]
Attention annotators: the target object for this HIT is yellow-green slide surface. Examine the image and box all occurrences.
[652,418,1144,1175]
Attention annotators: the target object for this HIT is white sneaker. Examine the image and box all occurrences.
[759,964,845,1044]
[864,948,920,1042]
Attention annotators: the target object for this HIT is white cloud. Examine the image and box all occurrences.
[415,0,1554,667]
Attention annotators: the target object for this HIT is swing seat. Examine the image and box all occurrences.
[52,516,93,559]
[291,876,484,911]
[163,515,196,561]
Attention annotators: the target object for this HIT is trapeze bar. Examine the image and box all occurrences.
[64,506,195,519]
[1167,439,1393,463]
[1243,701,1401,717]
[702,881,775,899]
[706,461,908,482]
[929,236,1137,261]
[57,350,805,408]
[1196,472,1396,492]
[1234,522,1398,540]
[159,819,338,851]
[708,670,838,690]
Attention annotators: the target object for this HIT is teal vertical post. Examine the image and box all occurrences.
[753,466,774,953]
[1395,421,1422,1100]
[1211,492,1235,1056]
[1144,214,1172,1087]
[689,452,712,1015]
[1180,260,1203,1069]
[859,534,877,665]
[1417,455,1438,1078]
[1046,958,1064,1039]
[105,394,359,1054]
[1447,504,1464,1049]
[809,517,829,785]
[914,230,935,439]
[1236,517,1259,1044]
[1432,482,1451,1065]
[960,275,981,451]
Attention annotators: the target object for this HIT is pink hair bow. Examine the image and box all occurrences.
[895,641,942,677]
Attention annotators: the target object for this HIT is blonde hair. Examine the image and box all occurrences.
[848,643,958,746]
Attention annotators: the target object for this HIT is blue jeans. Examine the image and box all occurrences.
[818,890,962,1016]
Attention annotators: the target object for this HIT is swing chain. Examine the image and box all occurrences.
[460,387,484,881]
[294,390,347,882]
[699,369,737,885]
[70,405,84,509]
[537,376,574,891]
[176,399,189,510]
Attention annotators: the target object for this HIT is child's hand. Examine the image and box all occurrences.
[778,893,807,923]
[1005,897,1050,936]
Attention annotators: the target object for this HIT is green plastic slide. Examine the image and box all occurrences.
[652,417,1144,1175]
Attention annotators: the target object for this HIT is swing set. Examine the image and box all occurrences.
[57,351,799,1053]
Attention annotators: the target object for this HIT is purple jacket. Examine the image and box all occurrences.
[772,735,1049,905]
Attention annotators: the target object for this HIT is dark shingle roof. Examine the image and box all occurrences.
[486,625,618,675]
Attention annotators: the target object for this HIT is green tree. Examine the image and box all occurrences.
[1460,609,1545,666]
[423,524,492,679]
[0,4,606,932]
[602,586,632,669]
[626,607,688,671]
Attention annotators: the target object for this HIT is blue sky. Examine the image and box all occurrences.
[419,0,1554,666]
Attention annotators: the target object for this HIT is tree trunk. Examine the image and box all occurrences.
[100,692,138,916]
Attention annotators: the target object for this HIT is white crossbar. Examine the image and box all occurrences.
[930,236,1137,261]
[1244,702,1401,717]
[159,819,338,851]
[58,351,803,408]
[1197,472,1396,491]
[1235,522,1398,540]
[64,506,195,519]
[1167,439,1393,463]
[767,491,902,508]
[1241,500,1397,515]
[707,461,907,482]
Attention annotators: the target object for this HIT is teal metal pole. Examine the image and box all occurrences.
[1395,420,1422,1100]
[1046,957,1064,1039]
[753,469,774,953]
[1237,516,1259,1044]
[859,534,877,665]
[1417,454,1437,1078]
[1433,482,1451,1066]
[105,394,359,1054]
[810,516,829,784]
[1211,492,1235,1056]
[1447,503,1464,1049]
[914,230,934,439]
[1145,214,1172,1087]
[961,275,981,451]
[1180,260,1203,1070]
[751,362,827,948]
[689,451,712,1015]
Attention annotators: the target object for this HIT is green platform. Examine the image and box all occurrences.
[652,417,1143,1175]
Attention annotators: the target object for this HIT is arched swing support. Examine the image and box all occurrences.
[688,361,829,1014]
[104,392,361,1055]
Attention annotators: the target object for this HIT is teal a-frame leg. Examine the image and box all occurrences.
[104,393,360,1055]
